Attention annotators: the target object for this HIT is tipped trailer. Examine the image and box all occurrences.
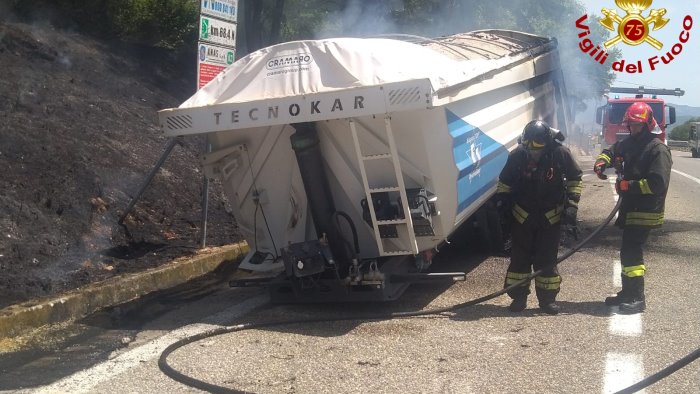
[159,30,572,302]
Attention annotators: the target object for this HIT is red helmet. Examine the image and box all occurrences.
[623,102,657,130]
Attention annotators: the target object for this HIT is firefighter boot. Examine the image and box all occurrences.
[536,288,560,315]
[605,276,637,306]
[539,303,560,315]
[605,288,628,306]
[605,274,634,306]
[508,297,527,313]
[619,276,645,314]
[505,274,529,312]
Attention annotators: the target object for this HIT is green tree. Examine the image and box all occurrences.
[237,0,287,56]
[670,117,700,141]
[6,0,198,48]
[111,0,199,48]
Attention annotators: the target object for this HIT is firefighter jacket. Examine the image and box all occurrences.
[597,132,672,228]
[497,144,583,226]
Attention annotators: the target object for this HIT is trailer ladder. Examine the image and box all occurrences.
[349,117,418,256]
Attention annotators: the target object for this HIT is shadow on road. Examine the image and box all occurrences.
[448,300,613,322]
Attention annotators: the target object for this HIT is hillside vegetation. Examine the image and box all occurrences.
[0,20,239,308]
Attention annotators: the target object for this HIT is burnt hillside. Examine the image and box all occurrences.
[0,21,241,308]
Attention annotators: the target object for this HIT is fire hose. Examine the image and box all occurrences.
[158,198,699,394]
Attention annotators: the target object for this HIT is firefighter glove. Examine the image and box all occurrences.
[613,156,624,173]
[495,193,511,208]
[616,179,631,194]
[593,159,607,180]
[564,206,578,226]
[494,193,513,222]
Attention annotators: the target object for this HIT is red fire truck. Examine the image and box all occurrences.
[595,86,684,146]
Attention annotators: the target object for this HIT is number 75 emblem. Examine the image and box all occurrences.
[599,0,669,49]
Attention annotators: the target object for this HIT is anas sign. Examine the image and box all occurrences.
[198,43,236,89]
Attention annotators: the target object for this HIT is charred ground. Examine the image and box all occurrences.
[0,21,241,309]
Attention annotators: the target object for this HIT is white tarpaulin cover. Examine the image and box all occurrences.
[180,37,497,108]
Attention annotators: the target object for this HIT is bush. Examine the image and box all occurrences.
[6,0,199,49]
[670,117,700,141]
[112,0,199,48]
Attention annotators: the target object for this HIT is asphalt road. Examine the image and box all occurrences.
[1,149,699,394]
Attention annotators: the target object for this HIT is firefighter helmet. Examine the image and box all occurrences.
[623,102,657,131]
[521,120,560,149]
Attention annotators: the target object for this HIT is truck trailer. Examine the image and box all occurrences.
[158,30,572,302]
[689,122,700,158]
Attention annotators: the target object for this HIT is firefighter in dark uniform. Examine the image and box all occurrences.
[594,102,672,314]
[496,120,583,315]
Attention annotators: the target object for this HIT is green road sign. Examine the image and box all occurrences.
[201,18,209,39]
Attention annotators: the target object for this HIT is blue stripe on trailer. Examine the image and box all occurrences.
[446,109,509,214]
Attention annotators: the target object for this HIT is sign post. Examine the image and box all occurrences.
[123,1,240,248]
[198,0,238,247]
[198,0,238,89]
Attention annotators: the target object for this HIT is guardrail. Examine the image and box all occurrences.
[668,140,690,151]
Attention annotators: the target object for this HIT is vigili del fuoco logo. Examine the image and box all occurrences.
[575,0,693,74]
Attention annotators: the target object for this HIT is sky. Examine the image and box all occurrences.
[582,0,700,106]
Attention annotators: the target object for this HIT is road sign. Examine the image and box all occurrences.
[200,0,238,22]
[199,16,237,47]
[197,43,236,88]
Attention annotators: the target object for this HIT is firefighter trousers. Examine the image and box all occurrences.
[619,227,651,300]
[505,218,562,304]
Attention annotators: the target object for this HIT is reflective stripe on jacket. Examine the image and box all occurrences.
[498,143,582,226]
[603,133,672,229]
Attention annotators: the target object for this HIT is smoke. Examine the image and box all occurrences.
[307,1,511,42]
[312,0,401,39]
[0,1,17,23]
[556,14,621,125]
[310,1,612,102]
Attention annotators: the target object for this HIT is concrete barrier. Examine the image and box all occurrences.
[0,242,249,345]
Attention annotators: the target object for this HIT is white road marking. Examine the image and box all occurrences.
[32,294,268,394]
[608,178,618,195]
[603,353,646,394]
[672,168,700,185]
[609,311,643,337]
[597,149,698,392]
[609,260,643,337]
[603,181,644,391]
[608,178,620,221]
